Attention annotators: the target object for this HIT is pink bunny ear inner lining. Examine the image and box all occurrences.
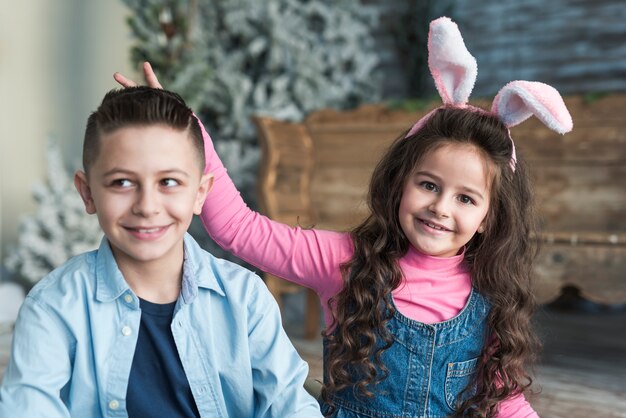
[496,94,531,127]
[493,89,534,128]
[493,81,574,134]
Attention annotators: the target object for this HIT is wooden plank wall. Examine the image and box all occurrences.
[293,95,626,303]
[304,96,626,234]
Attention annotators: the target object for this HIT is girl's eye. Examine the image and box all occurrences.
[112,179,133,188]
[161,178,180,187]
[420,181,438,192]
[458,194,475,205]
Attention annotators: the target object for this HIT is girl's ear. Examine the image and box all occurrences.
[477,212,489,234]
[491,80,573,133]
[193,173,214,215]
[74,170,97,214]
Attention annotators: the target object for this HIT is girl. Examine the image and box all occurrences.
[117,17,572,418]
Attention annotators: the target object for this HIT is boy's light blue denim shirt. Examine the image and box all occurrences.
[0,233,321,418]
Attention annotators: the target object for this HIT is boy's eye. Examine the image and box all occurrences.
[420,181,438,192]
[112,179,133,188]
[161,178,180,187]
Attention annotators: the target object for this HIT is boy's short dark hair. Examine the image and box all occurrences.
[83,86,205,172]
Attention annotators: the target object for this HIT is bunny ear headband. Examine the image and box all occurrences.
[406,17,573,171]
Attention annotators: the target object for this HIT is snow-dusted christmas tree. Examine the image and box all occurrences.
[5,141,102,288]
[122,0,382,203]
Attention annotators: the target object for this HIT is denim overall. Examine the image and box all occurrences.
[321,289,491,418]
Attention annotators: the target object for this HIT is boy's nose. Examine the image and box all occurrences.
[132,188,161,216]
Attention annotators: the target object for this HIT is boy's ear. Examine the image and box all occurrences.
[193,172,214,215]
[74,170,97,214]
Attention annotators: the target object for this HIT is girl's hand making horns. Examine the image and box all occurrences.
[113,61,163,89]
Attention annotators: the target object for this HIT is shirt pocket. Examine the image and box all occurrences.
[444,357,479,411]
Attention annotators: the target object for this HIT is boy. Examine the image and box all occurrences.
[0,87,322,417]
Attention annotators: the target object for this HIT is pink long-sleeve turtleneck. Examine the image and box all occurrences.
[197,121,538,418]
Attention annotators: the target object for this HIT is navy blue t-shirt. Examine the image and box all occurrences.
[126,298,200,418]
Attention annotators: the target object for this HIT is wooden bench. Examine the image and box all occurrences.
[253,94,626,338]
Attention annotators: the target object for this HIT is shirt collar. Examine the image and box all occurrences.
[95,233,225,304]
[180,233,225,302]
[94,237,131,303]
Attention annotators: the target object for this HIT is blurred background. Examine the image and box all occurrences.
[1,1,625,416]
[1,2,134,276]
[3,0,625,287]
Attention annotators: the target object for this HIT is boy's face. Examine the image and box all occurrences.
[74,124,212,272]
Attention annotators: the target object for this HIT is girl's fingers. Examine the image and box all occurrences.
[143,62,163,89]
[113,62,162,89]
[113,72,138,88]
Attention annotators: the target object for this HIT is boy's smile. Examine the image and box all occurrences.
[75,124,211,277]
[398,143,491,257]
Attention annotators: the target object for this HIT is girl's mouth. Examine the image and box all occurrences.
[419,219,451,232]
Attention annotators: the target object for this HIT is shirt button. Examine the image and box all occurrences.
[108,399,119,410]
[121,326,132,336]
[124,294,133,303]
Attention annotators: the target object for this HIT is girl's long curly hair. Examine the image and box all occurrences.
[321,107,541,417]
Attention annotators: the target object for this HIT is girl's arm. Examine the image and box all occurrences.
[198,117,350,300]
[496,393,539,418]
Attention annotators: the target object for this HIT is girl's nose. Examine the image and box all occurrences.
[428,196,450,218]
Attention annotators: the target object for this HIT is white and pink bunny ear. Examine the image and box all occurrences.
[491,81,573,134]
[406,17,477,137]
[428,17,477,106]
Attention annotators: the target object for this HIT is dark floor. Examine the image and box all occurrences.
[285,290,626,418]
[529,305,626,418]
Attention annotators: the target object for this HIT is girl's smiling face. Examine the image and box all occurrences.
[398,142,492,257]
